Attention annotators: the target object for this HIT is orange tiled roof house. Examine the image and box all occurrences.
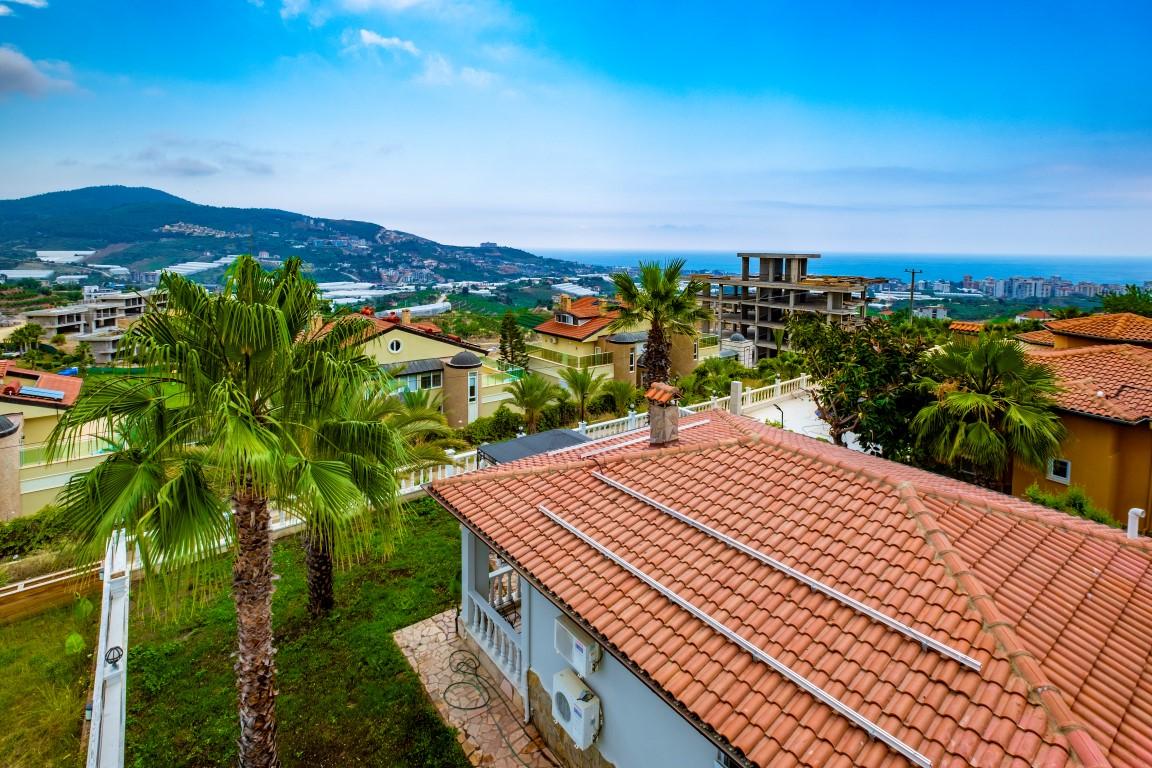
[429,396,1152,768]
[1013,343,1152,526]
[528,294,719,387]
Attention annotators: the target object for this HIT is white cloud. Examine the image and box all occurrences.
[358,29,419,55]
[7,0,49,7]
[0,46,74,97]
[416,52,495,88]
[0,6,13,16]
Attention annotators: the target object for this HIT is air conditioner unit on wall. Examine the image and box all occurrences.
[552,668,602,750]
[554,614,601,678]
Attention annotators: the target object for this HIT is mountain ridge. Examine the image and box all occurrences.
[0,185,580,283]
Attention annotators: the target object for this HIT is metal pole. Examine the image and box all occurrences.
[905,268,922,315]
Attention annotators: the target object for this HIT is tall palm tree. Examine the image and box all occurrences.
[300,385,460,617]
[911,335,1066,490]
[559,367,606,424]
[47,256,394,768]
[504,372,559,433]
[608,259,711,386]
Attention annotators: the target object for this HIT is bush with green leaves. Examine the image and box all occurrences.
[0,506,72,559]
[1023,484,1117,527]
[459,405,524,445]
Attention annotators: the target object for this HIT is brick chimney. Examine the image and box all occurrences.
[401,308,412,325]
[557,294,572,314]
[645,382,681,447]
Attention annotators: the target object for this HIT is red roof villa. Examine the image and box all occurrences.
[429,387,1152,768]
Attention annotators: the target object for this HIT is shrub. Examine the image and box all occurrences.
[1023,484,1117,527]
[538,398,578,432]
[460,405,524,445]
[0,505,73,559]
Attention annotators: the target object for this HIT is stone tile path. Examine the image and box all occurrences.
[395,609,558,768]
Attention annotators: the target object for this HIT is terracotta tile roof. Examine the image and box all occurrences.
[533,313,618,341]
[1045,313,1152,345]
[1017,309,1054,320]
[948,320,985,334]
[431,411,1152,768]
[0,364,83,407]
[1015,329,1057,347]
[568,296,610,319]
[644,382,680,404]
[1027,343,1152,424]
[319,314,488,353]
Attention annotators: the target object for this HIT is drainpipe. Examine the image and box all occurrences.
[1128,508,1145,540]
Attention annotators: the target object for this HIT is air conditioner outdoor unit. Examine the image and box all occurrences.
[551,668,602,750]
[554,615,601,678]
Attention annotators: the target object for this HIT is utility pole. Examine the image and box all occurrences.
[905,268,922,315]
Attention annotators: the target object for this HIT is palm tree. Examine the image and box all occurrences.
[504,372,559,433]
[47,256,396,768]
[601,379,638,417]
[300,385,460,617]
[608,259,711,386]
[911,335,1066,490]
[559,367,606,424]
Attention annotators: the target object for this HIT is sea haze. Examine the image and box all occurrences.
[534,250,1152,285]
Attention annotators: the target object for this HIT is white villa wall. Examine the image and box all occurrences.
[524,584,718,768]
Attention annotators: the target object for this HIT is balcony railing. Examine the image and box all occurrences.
[698,334,719,349]
[526,345,613,369]
[480,365,525,388]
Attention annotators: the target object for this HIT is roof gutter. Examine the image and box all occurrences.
[424,483,758,768]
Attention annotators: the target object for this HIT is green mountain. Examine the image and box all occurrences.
[0,185,583,283]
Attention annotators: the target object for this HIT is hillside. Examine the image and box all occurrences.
[0,185,584,284]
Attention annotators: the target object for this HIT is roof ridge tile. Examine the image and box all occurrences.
[899,484,1112,768]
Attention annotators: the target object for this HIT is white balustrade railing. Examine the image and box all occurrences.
[86,530,130,768]
[487,564,521,613]
[397,449,479,495]
[578,409,648,440]
[463,588,522,686]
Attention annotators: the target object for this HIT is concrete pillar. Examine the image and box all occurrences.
[0,414,20,521]
[729,380,743,416]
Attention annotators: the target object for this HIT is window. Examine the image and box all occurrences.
[628,349,635,373]
[557,313,576,324]
[1047,458,1071,484]
[693,340,699,360]
[714,751,741,768]
[467,371,478,403]
[388,338,402,353]
[419,371,442,389]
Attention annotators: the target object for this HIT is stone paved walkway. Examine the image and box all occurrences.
[395,609,558,768]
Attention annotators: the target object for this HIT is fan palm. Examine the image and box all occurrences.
[559,367,607,424]
[504,372,559,433]
[911,336,1066,490]
[46,256,398,768]
[608,259,711,386]
[300,385,461,617]
[601,379,638,417]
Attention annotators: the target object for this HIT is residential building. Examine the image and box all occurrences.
[948,320,985,335]
[529,295,718,387]
[344,309,516,428]
[1015,308,1053,323]
[1013,343,1152,525]
[72,329,126,365]
[430,393,1152,768]
[21,288,164,338]
[693,252,881,361]
[1,362,101,518]
[1042,312,1152,350]
[912,304,948,320]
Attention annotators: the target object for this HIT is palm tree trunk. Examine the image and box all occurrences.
[302,527,335,618]
[643,323,671,386]
[232,489,282,768]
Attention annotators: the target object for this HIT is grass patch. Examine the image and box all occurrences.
[2,497,470,768]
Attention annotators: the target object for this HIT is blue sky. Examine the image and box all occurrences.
[1,1,1150,254]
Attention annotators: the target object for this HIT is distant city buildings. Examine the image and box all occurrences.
[873,272,1139,304]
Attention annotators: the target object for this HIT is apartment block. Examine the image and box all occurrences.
[693,252,882,360]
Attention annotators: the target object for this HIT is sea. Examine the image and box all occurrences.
[532,249,1152,285]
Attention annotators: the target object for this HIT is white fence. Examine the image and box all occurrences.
[86,530,130,768]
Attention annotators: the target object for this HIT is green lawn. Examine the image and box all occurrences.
[1,497,470,768]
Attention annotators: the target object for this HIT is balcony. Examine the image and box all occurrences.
[698,334,719,349]
[526,345,613,369]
